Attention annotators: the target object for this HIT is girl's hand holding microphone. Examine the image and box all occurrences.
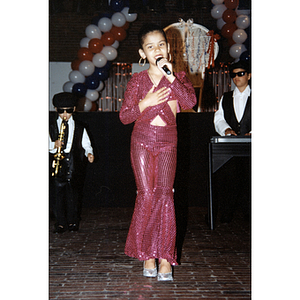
[156,57,175,83]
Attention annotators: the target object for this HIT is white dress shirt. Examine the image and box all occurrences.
[49,115,93,157]
[214,85,251,136]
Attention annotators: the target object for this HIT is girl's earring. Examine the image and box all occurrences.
[139,57,146,67]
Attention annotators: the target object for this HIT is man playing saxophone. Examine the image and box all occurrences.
[49,92,94,233]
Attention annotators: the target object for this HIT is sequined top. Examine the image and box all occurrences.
[119,70,197,126]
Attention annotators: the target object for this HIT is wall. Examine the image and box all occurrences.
[49,62,72,111]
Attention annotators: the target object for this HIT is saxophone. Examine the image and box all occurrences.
[51,117,67,177]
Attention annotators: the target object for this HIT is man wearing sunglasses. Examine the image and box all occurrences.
[214,60,251,137]
[213,60,251,224]
[49,92,94,233]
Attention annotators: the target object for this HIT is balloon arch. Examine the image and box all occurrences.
[62,0,137,111]
[210,0,250,62]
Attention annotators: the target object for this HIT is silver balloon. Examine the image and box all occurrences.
[92,53,107,68]
[79,60,95,76]
[217,17,226,30]
[111,12,126,27]
[80,37,90,48]
[101,46,118,61]
[211,4,227,19]
[229,44,247,59]
[85,89,99,102]
[111,40,119,49]
[98,17,113,33]
[95,81,104,92]
[232,29,247,44]
[121,7,137,22]
[63,81,74,93]
[85,24,102,39]
[69,70,85,83]
[235,15,250,29]
[83,98,93,111]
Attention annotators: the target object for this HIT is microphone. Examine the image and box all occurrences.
[156,57,171,75]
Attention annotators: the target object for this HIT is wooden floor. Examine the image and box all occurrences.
[49,207,251,299]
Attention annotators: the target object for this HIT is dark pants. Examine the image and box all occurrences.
[53,178,79,226]
[51,152,81,227]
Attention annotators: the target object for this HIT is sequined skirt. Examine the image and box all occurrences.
[125,122,178,265]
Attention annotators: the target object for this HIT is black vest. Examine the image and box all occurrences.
[222,91,251,136]
[49,117,86,180]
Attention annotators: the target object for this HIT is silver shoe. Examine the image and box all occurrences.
[143,261,157,277]
[157,272,173,281]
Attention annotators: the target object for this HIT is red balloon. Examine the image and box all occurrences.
[101,32,115,46]
[71,58,81,70]
[90,101,98,112]
[227,37,236,47]
[224,0,239,10]
[110,26,127,42]
[88,38,104,53]
[222,9,237,24]
[77,47,94,61]
[122,21,130,30]
[221,23,237,39]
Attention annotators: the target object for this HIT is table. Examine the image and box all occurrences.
[208,136,251,229]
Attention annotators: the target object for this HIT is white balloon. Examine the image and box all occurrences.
[211,4,227,19]
[217,17,226,30]
[69,70,85,83]
[83,98,93,111]
[80,37,90,48]
[101,46,118,61]
[92,53,107,68]
[98,17,113,32]
[211,0,224,4]
[121,7,137,22]
[85,24,102,39]
[79,60,95,76]
[111,40,119,49]
[95,81,104,92]
[111,12,126,27]
[229,44,247,59]
[85,89,99,101]
[236,9,250,16]
[232,29,247,44]
[236,15,250,29]
[63,81,74,93]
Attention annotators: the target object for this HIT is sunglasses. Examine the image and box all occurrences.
[57,108,74,114]
[230,71,247,78]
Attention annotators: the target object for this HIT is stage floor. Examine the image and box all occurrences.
[49,207,251,299]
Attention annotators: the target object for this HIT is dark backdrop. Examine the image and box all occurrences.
[49,111,217,208]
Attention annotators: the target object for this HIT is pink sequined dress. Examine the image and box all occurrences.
[119,70,196,266]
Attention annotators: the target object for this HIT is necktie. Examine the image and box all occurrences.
[62,120,69,150]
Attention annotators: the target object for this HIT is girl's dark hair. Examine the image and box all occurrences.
[138,23,168,48]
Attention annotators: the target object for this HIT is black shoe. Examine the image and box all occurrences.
[68,224,79,231]
[53,224,67,233]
